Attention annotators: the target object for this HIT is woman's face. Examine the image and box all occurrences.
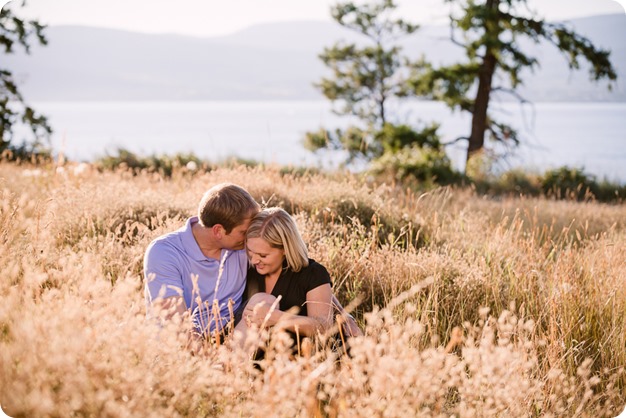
[246,237,285,278]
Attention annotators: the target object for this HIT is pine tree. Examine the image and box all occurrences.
[410,0,616,167]
[305,0,431,163]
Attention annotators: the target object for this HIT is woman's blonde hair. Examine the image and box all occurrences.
[246,207,309,272]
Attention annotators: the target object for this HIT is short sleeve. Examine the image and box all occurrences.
[144,240,185,302]
[305,260,332,292]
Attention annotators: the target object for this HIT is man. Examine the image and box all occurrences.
[144,183,260,338]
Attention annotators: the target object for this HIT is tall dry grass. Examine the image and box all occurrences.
[1,162,625,417]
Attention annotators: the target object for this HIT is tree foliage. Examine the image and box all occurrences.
[0,1,51,156]
[306,0,425,164]
[410,0,617,166]
[306,0,451,180]
[316,0,418,129]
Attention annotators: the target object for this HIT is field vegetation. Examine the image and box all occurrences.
[1,161,625,417]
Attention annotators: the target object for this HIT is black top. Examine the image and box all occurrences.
[246,258,332,317]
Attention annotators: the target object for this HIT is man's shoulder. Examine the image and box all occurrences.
[147,231,181,252]
[225,249,249,265]
[145,237,182,268]
[145,220,192,260]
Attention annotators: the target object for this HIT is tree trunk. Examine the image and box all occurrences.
[466,0,499,165]
[379,94,386,127]
[467,53,496,163]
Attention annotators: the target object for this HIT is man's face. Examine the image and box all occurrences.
[220,217,252,250]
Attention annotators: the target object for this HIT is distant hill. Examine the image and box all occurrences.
[4,14,625,102]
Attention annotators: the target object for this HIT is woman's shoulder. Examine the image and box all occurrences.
[301,259,331,284]
[304,258,328,272]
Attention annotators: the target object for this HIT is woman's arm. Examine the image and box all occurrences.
[331,294,363,337]
[244,284,334,337]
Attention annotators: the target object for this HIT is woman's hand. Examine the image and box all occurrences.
[243,294,280,328]
[241,286,334,337]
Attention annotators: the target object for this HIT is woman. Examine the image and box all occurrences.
[233,207,360,354]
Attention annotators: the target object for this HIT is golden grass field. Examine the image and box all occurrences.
[1,162,625,417]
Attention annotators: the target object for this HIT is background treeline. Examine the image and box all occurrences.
[2,0,623,195]
[15,148,620,203]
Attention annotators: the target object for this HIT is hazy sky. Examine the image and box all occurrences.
[3,0,626,37]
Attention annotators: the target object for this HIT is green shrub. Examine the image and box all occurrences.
[95,148,211,177]
[541,166,599,201]
[370,145,462,186]
[0,141,53,164]
[376,122,441,153]
[470,166,624,203]
[472,168,542,197]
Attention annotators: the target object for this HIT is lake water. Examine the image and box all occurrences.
[25,100,626,183]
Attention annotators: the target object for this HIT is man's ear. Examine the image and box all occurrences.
[211,224,225,238]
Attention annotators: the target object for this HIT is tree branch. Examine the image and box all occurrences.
[442,136,469,146]
[491,86,530,104]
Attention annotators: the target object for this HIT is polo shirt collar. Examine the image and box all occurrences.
[181,216,211,261]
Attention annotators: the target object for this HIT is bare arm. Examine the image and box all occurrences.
[331,294,363,337]
[245,284,334,337]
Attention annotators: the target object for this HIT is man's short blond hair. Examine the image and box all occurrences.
[198,183,259,233]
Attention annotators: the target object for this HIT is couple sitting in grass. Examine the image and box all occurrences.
[143,182,360,356]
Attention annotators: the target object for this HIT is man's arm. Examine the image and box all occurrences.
[151,295,187,322]
[151,295,204,352]
[144,241,190,328]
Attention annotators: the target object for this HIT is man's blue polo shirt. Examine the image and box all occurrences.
[144,216,248,333]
